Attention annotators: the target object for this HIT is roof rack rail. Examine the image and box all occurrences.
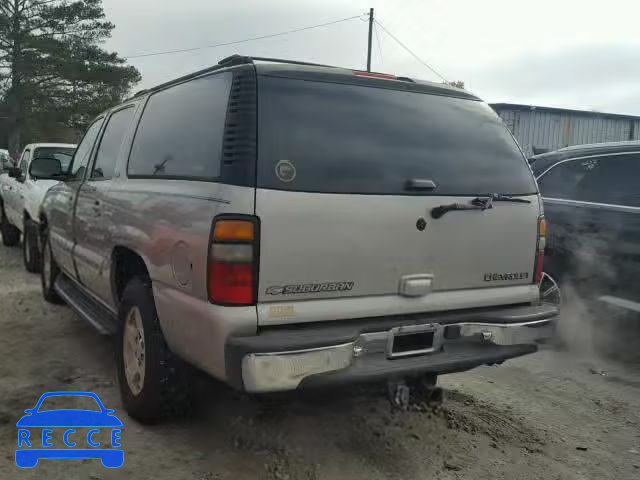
[218,54,337,69]
[129,54,339,100]
[132,63,234,98]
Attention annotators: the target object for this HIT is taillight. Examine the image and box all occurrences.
[534,216,546,284]
[208,216,258,305]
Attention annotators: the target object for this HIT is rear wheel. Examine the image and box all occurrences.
[116,277,191,423]
[1,205,19,246]
[41,227,62,304]
[540,273,562,308]
[23,219,41,273]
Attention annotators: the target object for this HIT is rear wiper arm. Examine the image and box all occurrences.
[431,202,486,219]
[431,193,531,219]
[483,193,532,204]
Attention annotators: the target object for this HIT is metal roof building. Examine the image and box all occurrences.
[491,103,640,157]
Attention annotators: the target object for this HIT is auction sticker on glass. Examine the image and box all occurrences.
[275,159,296,182]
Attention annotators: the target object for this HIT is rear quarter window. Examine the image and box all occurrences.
[127,72,232,180]
[257,77,537,195]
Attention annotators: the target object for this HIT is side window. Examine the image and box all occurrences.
[537,158,598,199]
[128,72,232,179]
[575,155,640,207]
[70,118,104,180]
[19,150,30,174]
[91,107,135,180]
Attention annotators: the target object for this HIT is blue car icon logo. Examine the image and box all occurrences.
[16,391,123,468]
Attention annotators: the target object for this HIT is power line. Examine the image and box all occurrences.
[124,15,362,60]
[374,19,448,82]
[374,22,384,67]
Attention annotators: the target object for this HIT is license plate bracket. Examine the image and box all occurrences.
[387,324,442,359]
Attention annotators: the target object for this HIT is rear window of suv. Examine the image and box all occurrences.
[257,77,537,195]
[128,72,232,180]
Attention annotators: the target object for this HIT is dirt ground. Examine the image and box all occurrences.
[1,244,639,480]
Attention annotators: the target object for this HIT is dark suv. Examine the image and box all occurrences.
[531,141,640,312]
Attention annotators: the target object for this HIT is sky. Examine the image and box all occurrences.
[102,0,640,115]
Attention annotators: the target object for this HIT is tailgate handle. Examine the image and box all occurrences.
[399,274,434,297]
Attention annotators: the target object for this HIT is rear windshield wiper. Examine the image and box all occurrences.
[431,193,531,219]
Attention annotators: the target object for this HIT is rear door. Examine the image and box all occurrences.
[255,76,541,325]
[74,105,137,305]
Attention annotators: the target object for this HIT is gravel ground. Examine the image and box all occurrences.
[1,243,639,480]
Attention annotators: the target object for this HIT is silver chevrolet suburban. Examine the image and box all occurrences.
[37,55,558,422]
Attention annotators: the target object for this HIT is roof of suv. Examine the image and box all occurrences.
[532,140,640,162]
[26,143,77,149]
[133,54,480,102]
[530,140,640,177]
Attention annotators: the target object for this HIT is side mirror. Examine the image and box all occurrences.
[8,167,22,179]
[29,157,65,181]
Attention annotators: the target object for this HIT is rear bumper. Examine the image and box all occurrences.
[226,304,558,392]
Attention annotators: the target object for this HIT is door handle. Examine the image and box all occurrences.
[93,200,100,206]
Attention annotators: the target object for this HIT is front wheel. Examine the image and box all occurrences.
[23,219,41,273]
[41,227,62,304]
[116,277,192,423]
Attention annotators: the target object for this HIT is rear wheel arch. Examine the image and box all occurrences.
[111,246,151,306]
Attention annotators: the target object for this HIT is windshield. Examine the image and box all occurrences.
[258,77,537,195]
[33,147,75,171]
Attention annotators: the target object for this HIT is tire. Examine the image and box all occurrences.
[41,227,63,304]
[1,205,20,246]
[539,272,562,308]
[23,219,41,273]
[116,277,192,423]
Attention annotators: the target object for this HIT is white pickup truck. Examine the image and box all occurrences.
[0,143,76,272]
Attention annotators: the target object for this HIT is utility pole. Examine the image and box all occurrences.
[366,8,374,71]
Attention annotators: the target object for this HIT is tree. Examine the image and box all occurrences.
[0,0,140,156]
[446,80,465,89]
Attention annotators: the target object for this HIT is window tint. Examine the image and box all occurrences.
[128,72,232,179]
[70,119,103,180]
[33,147,75,171]
[575,155,640,207]
[91,107,135,179]
[537,158,597,199]
[257,77,536,195]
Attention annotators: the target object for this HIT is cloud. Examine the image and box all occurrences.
[463,45,640,114]
[100,0,640,115]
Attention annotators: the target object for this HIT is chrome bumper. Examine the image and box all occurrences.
[241,318,555,392]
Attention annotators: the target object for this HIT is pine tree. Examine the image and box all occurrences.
[0,0,140,155]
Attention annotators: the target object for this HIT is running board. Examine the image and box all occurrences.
[54,275,117,335]
[597,295,640,314]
